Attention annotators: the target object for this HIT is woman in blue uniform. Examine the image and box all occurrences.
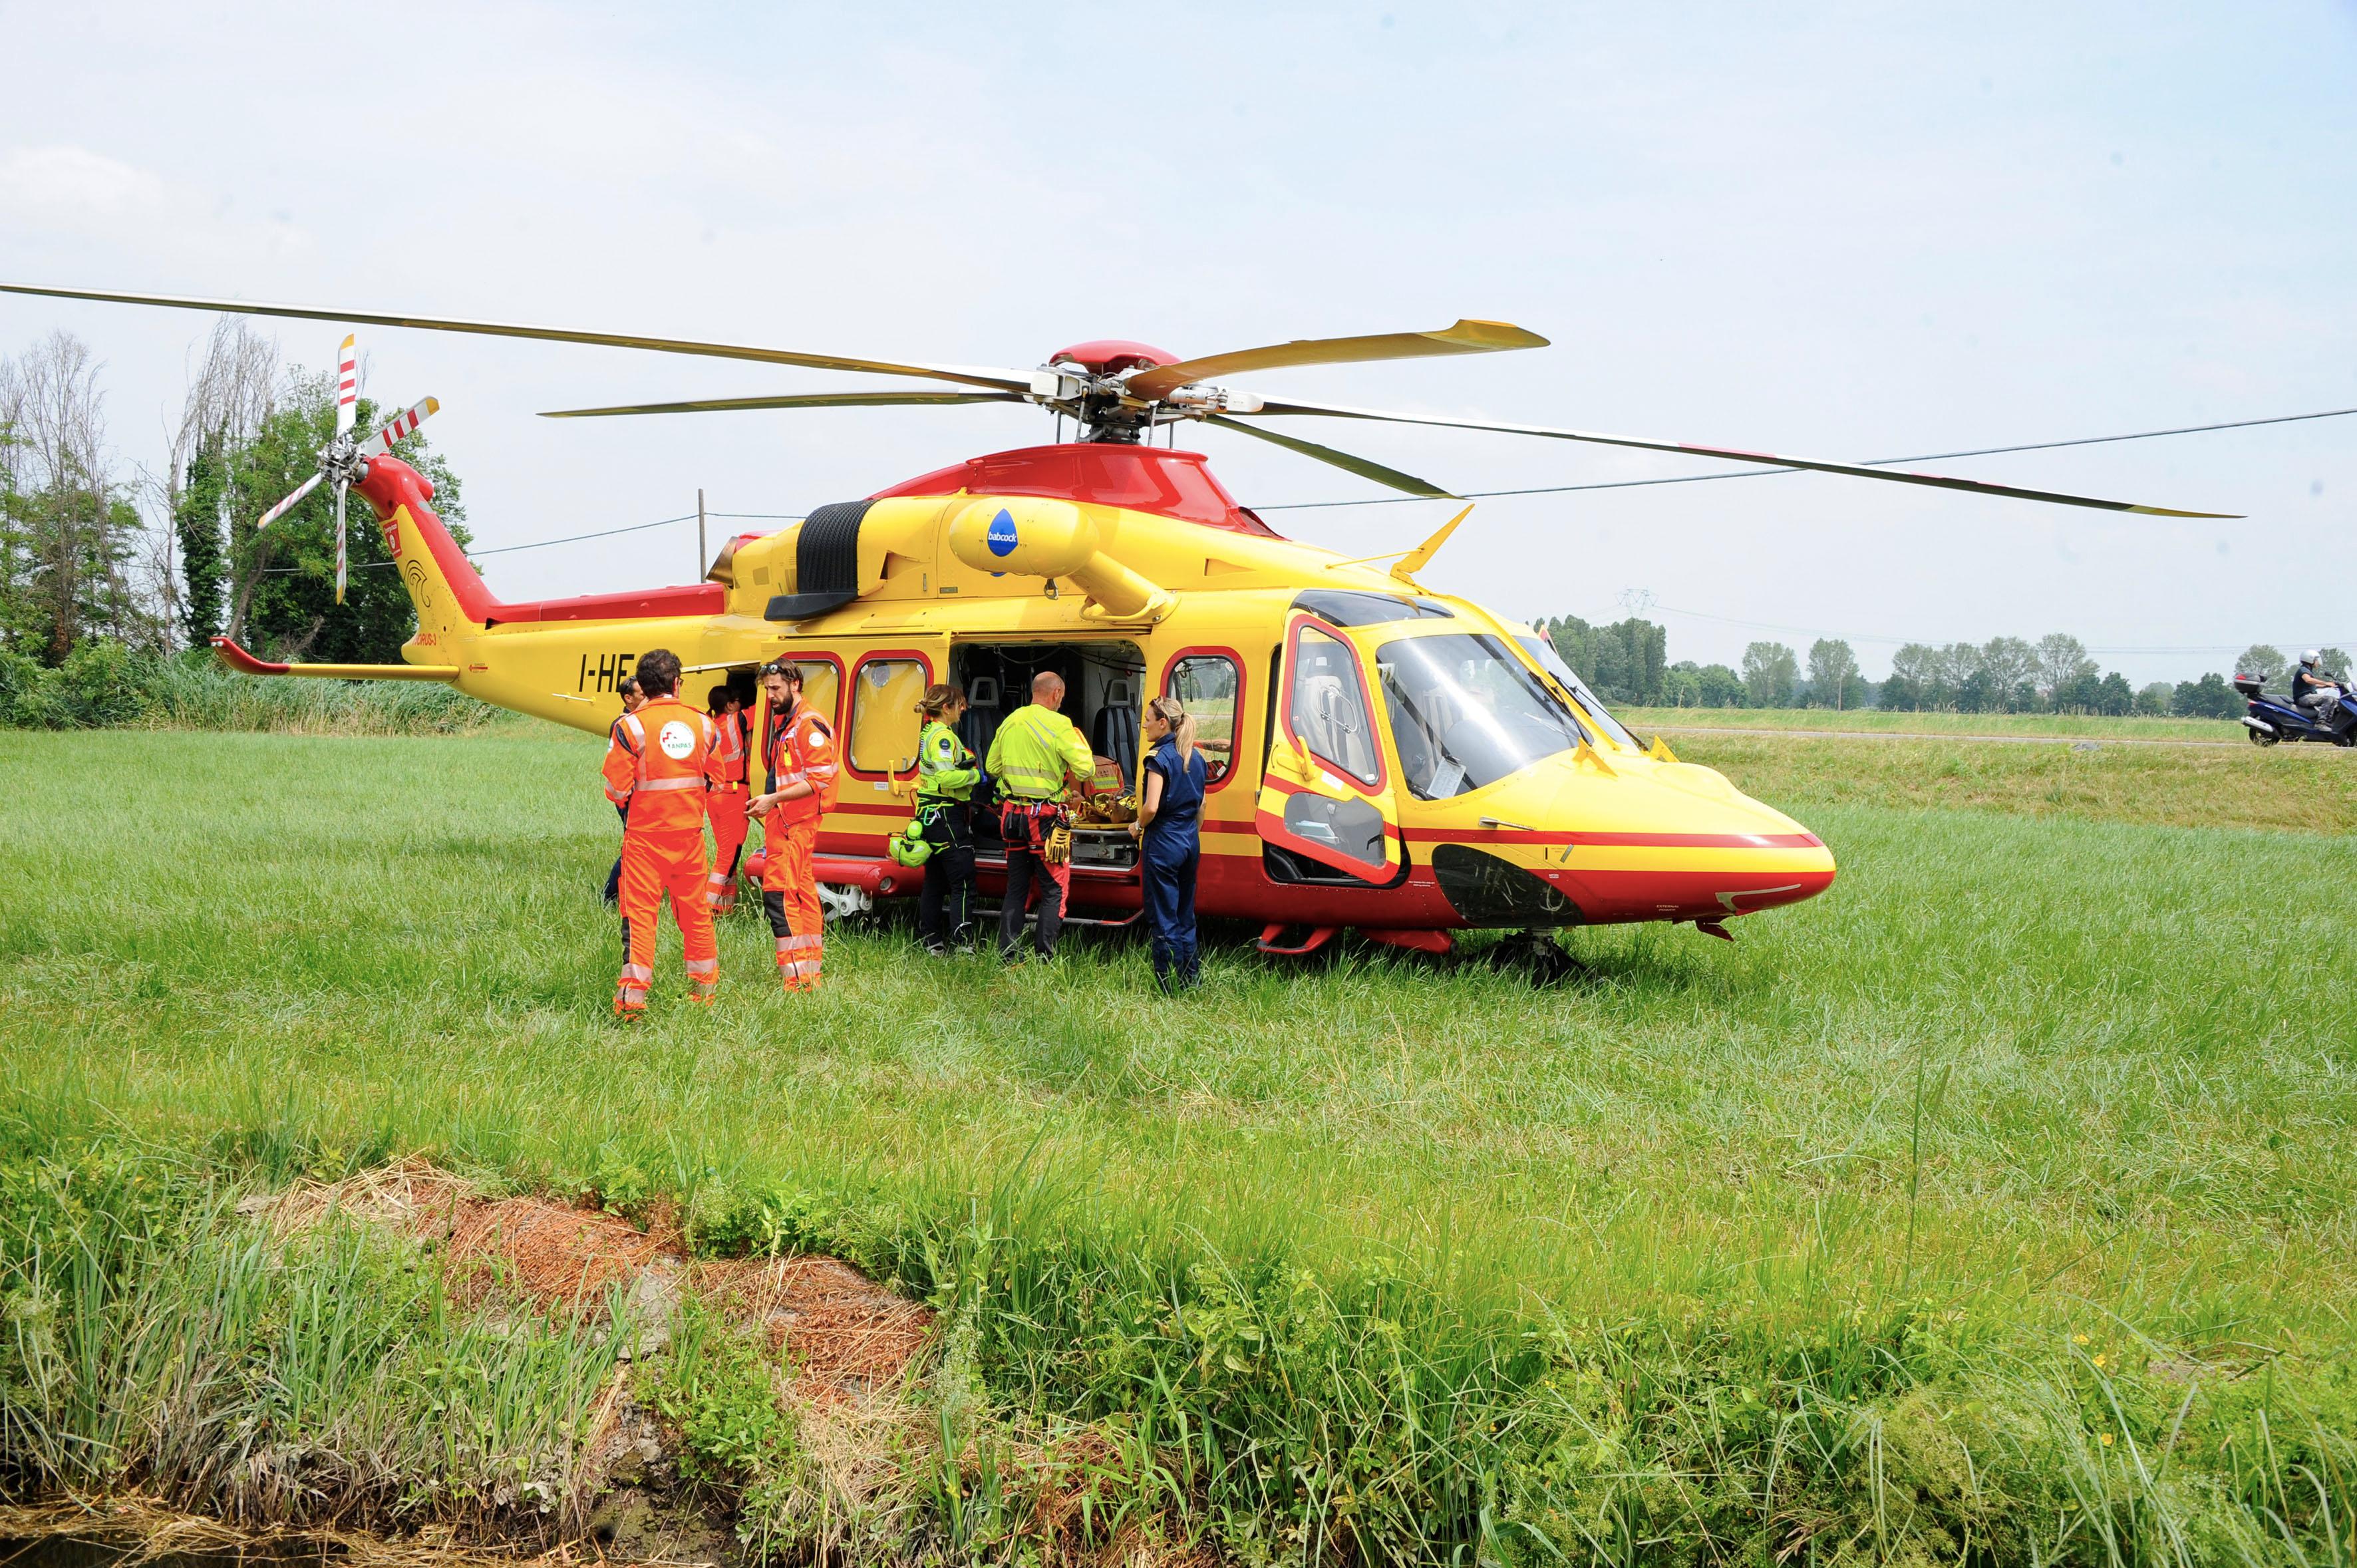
[1132,694,1208,991]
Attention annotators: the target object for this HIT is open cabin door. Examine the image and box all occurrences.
[1255,612,1405,880]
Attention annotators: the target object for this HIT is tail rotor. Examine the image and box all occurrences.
[249,331,439,604]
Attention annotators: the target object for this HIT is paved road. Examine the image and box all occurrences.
[1651,724,2250,750]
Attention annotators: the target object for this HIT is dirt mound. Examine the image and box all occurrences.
[266,1162,932,1400]
[695,1255,933,1402]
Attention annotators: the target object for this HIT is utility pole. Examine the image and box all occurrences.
[697,488,707,579]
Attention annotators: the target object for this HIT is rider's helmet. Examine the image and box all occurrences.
[887,820,935,867]
[2302,649,2322,667]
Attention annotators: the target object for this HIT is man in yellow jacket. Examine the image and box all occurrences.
[985,670,1097,961]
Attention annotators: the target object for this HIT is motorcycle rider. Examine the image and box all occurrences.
[2290,650,2344,728]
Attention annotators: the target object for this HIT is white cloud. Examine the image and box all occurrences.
[0,144,168,222]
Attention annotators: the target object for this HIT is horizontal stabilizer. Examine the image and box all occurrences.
[212,637,458,682]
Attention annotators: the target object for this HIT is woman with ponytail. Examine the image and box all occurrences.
[1132,693,1209,991]
[912,683,981,954]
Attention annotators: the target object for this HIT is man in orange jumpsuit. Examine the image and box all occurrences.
[703,683,752,916]
[748,659,838,993]
[601,648,728,1017]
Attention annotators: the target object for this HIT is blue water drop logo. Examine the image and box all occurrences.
[986,507,1019,557]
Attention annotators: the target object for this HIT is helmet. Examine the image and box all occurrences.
[887,820,935,867]
[2303,649,2322,667]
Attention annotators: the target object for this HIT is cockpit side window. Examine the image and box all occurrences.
[1288,623,1382,787]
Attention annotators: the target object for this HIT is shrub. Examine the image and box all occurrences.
[0,640,512,734]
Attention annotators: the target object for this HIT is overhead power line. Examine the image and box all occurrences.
[470,508,806,559]
[263,507,808,573]
[1248,402,2357,512]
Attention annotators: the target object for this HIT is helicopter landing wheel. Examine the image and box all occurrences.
[1488,928,1590,987]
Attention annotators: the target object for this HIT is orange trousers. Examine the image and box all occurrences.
[707,789,750,915]
[617,829,718,1016]
[761,816,823,992]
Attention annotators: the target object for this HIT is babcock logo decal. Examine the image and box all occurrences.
[986,508,1019,557]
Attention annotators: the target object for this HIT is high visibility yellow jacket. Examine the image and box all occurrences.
[917,718,980,803]
[986,703,1096,802]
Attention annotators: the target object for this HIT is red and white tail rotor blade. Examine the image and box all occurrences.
[334,482,349,604]
[359,395,439,458]
[335,334,359,438]
[254,470,324,530]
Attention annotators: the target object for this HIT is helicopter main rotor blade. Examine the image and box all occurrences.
[1237,396,2238,518]
[0,282,1036,394]
[1203,413,1456,498]
[1126,321,1547,404]
[540,390,1026,418]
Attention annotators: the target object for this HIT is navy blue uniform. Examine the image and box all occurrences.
[1140,738,1209,990]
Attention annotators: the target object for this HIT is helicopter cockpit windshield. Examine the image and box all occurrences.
[1510,633,1643,752]
[1375,633,1592,800]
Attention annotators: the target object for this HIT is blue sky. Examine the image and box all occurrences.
[2,2,2350,681]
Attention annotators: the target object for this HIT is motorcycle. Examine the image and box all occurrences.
[2236,674,2357,746]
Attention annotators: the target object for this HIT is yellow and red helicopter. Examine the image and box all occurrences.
[2,283,2232,957]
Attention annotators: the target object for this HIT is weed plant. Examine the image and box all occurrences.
[3,728,2354,1563]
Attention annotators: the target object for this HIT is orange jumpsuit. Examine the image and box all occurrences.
[601,697,728,1016]
[705,706,752,915]
[762,699,840,992]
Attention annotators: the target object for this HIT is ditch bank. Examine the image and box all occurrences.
[3,1158,1176,1567]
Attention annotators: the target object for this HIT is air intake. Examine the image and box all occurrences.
[764,500,871,621]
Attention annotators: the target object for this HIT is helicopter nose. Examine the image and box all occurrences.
[1546,757,1835,924]
[1416,755,1834,930]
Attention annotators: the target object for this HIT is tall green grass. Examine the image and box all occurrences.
[134,659,515,735]
[0,1146,631,1532]
[0,643,512,734]
[4,728,2354,1562]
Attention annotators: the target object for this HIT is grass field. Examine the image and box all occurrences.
[1619,705,2245,743]
[4,726,2354,1564]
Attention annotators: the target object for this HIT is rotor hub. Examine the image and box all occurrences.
[1048,339,1178,377]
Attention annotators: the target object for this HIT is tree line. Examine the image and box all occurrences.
[1,323,468,720]
[1540,613,2343,718]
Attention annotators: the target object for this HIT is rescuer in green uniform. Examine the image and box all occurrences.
[913,683,983,954]
[985,669,1097,961]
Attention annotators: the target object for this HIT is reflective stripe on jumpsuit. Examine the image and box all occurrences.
[764,700,838,992]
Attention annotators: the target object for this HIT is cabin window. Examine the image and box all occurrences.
[1166,654,1239,784]
[791,661,840,731]
[1287,624,1382,788]
[850,657,927,773]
